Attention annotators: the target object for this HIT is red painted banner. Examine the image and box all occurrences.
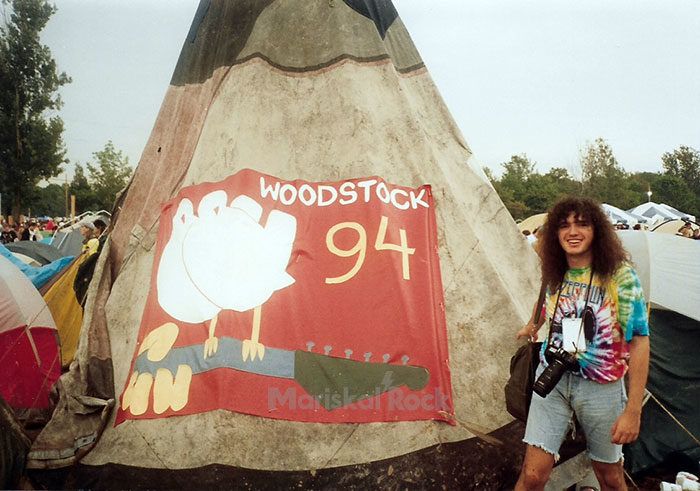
[117,169,453,424]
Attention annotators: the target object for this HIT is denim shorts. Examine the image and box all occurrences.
[523,363,627,463]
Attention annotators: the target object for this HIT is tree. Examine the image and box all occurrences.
[70,163,97,213]
[661,146,700,215]
[0,0,70,220]
[85,141,132,211]
[499,154,535,204]
[579,138,636,208]
[488,156,584,220]
[523,168,579,214]
[662,146,700,185]
[31,183,65,216]
[651,174,698,215]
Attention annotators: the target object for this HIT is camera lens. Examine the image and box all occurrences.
[533,358,568,398]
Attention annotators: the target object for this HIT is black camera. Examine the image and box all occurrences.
[532,345,579,398]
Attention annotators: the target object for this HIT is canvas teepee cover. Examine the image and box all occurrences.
[29,1,542,487]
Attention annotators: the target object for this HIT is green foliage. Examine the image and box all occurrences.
[69,163,96,212]
[662,146,700,189]
[579,138,637,208]
[488,141,700,223]
[488,155,581,220]
[0,0,70,219]
[651,174,698,215]
[85,141,132,212]
[30,183,65,216]
[661,146,700,217]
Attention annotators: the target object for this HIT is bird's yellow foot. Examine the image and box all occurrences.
[242,339,265,361]
[121,371,153,416]
[122,365,193,416]
[203,335,219,359]
[153,365,193,414]
[138,322,179,362]
[122,322,193,415]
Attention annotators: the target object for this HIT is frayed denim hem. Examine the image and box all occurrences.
[589,452,624,465]
[523,439,560,463]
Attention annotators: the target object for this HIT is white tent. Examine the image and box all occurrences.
[628,202,694,226]
[618,230,700,322]
[601,203,638,226]
[625,210,649,225]
[659,203,696,222]
[652,218,699,235]
[517,212,547,232]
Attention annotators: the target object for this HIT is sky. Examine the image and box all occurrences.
[40,0,700,182]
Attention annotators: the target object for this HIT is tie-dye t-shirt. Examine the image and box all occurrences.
[539,263,649,383]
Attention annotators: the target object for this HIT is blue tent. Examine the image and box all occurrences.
[0,244,74,289]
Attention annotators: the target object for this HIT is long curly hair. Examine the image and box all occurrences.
[539,196,627,290]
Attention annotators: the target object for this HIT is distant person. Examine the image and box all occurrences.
[522,229,537,245]
[693,228,700,240]
[74,219,108,307]
[632,224,641,231]
[28,222,43,241]
[19,224,29,241]
[92,219,108,253]
[1,223,18,244]
[678,222,694,238]
[80,221,99,255]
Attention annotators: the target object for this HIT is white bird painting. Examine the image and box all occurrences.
[157,190,297,361]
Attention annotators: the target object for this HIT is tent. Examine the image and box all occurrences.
[0,254,61,414]
[11,252,41,267]
[0,244,74,290]
[50,212,111,257]
[5,241,64,266]
[617,231,700,473]
[601,203,639,226]
[517,212,547,232]
[41,255,89,367]
[617,231,700,322]
[28,2,557,489]
[652,218,699,235]
[628,202,695,226]
[659,203,696,222]
[625,210,649,226]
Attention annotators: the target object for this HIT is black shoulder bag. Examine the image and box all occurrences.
[504,280,547,423]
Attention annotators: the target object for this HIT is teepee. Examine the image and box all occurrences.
[29,1,546,487]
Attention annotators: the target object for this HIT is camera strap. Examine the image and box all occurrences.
[547,269,595,349]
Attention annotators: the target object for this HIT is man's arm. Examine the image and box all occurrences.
[611,335,650,444]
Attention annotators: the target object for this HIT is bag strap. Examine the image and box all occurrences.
[533,280,547,325]
[528,280,548,343]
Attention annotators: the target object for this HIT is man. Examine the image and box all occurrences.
[515,197,650,491]
[1,222,18,244]
[80,221,99,254]
[678,221,693,238]
[92,218,108,253]
[28,221,43,241]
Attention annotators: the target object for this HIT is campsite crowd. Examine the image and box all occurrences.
[1,219,51,243]
[1,216,109,247]
[1,217,60,244]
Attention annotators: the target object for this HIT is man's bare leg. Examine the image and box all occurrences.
[591,460,627,491]
[515,445,556,491]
